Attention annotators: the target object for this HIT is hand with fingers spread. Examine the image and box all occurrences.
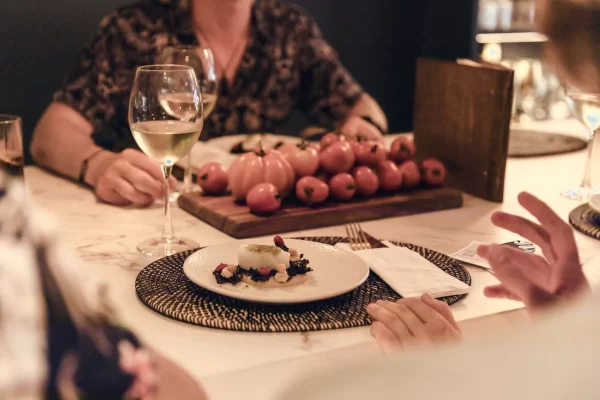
[478,192,589,310]
[367,294,461,353]
[88,149,176,207]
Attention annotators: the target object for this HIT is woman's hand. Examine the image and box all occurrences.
[87,149,175,207]
[338,115,384,142]
[367,294,461,354]
[478,192,589,310]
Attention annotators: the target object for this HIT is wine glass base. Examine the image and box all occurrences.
[137,236,199,257]
[561,188,600,202]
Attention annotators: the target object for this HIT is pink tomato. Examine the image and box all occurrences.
[389,137,416,164]
[421,158,447,187]
[329,173,356,201]
[376,160,403,192]
[197,162,229,195]
[399,160,421,188]
[320,132,344,150]
[319,141,355,175]
[352,166,380,197]
[282,141,320,178]
[246,183,282,214]
[296,176,329,205]
[354,141,388,167]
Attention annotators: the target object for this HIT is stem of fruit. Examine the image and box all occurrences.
[161,164,175,241]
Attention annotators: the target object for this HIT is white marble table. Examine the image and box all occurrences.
[25,120,600,400]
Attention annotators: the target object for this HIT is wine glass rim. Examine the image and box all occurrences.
[137,64,196,72]
[0,114,21,124]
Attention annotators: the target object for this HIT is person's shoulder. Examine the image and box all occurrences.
[257,0,316,26]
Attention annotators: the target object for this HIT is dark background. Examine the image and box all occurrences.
[0,0,477,163]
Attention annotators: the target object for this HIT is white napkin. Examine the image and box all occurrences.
[449,240,493,270]
[336,242,470,299]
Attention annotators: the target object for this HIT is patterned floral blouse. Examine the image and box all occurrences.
[53,0,364,151]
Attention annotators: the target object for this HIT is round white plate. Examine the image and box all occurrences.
[205,134,301,153]
[589,194,600,214]
[183,239,370,304]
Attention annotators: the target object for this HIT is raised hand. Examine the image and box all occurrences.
[478,192,589,310]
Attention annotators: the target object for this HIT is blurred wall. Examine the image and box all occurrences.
[0,0,476,163]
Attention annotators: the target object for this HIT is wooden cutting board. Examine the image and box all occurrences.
[178,188,463,239]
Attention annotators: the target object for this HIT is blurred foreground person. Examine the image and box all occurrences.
[0,175,207,399]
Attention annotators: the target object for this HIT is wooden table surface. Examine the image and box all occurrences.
[25,120,600,400]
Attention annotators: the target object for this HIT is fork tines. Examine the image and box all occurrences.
[345,223,372,251]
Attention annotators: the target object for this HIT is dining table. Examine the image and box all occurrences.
[25,119,600,400]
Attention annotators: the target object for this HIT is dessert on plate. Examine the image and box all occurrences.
[213,236,312,287]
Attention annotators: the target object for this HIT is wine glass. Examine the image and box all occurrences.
[129,65,203,257]
[161,46,219,195]
[562,85,600,201]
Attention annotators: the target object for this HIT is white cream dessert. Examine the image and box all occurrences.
[213,236,312,287]
[238,244,290,271]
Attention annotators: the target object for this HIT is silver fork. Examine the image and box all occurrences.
[345,223,372,251]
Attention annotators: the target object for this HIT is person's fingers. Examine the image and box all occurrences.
[370,321,402,354]
[518,192,579,264]
[95,185,132,206]
[481,245,551,290]
[491,211,556,263]
[119,164,164,199]
[122,148,165,182]
[378,300,425,335]
[110,176,155,206]
[482,245,556,308]
[367,303,414,343]
[421,294,459,330]
[357,121,383,141]
[483,284,522,301]
[168,176,177,190]
[401,297,448,326]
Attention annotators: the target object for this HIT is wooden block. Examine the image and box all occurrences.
[413,58,514,202]
[178,188,463,238]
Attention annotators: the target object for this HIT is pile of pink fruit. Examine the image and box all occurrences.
[196,133,447,215]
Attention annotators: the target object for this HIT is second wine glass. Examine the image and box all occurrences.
[562,85,600,202]
[129,64,203,257]
[161,46,219,196]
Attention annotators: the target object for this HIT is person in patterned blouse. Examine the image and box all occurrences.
[30,0,387,207]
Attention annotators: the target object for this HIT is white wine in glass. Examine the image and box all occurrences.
[161,46,219,195]
[563,88,600,201]
[129,65,203,257]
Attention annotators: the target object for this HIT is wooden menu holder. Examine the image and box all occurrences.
[413,57,514,202]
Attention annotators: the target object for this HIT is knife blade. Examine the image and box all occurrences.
[359,231,388,249]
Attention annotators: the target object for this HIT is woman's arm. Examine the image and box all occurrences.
[31,102,106,184]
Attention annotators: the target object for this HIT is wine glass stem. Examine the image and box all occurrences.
[161,164,175,241]
[580,129,598,193]
[183,153,192,189]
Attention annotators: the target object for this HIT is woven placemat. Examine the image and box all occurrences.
[569,204,600,240]
[135,237,471,332]
[508,129,587,158]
